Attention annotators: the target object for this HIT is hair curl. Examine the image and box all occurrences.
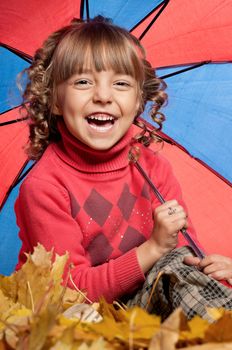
[20,16,167,160]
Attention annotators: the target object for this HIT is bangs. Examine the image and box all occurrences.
[51,22,145,85]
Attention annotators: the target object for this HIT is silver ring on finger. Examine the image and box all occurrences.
[172,232,178,238]
[168,207,176,216]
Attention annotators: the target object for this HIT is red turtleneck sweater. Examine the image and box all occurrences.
[15,121,199,302]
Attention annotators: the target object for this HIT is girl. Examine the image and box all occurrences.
[15,17,232,316]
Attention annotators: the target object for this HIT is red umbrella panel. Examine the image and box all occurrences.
[0,0,231,275]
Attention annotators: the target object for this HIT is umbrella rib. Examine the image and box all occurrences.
[80,0,85,19]
[12,162,36,188]
[0,117,28,127]
[0,104,24,116]
[85,0,90,20]
[138,117,232,187]
[0,159,34,212]
[159,61,211,79]
[138,0,170,41]
[0,43,32,63]
[130,0,169,34]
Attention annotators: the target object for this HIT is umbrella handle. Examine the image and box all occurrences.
[180,228,205,259]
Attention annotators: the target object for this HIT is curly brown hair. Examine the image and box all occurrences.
[20,16,167,160]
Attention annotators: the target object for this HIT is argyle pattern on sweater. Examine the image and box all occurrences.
[68,182,151,266]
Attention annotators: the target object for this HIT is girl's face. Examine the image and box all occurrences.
[55,68,140,150]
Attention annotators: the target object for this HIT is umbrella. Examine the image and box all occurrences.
[0,0,231,275]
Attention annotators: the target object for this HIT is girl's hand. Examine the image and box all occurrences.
[184,254,232,285]
[149,199,188,255]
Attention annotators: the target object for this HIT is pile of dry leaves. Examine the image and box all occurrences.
[0,244,232,350]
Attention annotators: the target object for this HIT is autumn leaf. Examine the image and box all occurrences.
[50,253,69,305]
[0,289,20,323]
[149,308,186,350]
[178,343,232,350]
[78,337,113,349]
[180,315,209,341]
[16,244,62,311]
[0,340,7,350]
[86,306,161,349]
[4,307,31,349]
[0,244,232,350]
[125,306,160,340]
[27,305,58,350]
[204,313,232,343]
[0,274,18,303]
[62,287,86,310]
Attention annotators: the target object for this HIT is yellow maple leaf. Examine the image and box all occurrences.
[149,308,185,350]
[178,343,232,349]
[2,243,232,350]
[27,305,58,350]
[86,305,160,349]
[49,252,70,305]
[0,244,83,314]
[78,337,113,349]
[3,307,31,349]
[0,274,18,303]
[62,288,86,310]
[87,315,125,341]
[180,315,209,341]
[14,244,55,311]
[0,289,18,322]
[125,306,160,340]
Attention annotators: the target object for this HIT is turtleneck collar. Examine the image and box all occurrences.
[52,120,134,173]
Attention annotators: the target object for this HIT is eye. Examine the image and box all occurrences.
[114,81,131,90]
[73,78,93,89]
[116,81,129,86]
[74,79,90,85]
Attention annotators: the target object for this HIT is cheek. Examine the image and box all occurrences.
[56,87,78,114]
[62,95,80,116]
[128,95,140,116]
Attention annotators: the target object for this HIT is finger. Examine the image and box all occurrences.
[184,256,201,266]
[155,200,178,214]
[227,279,232,285]
[202,262,228,275]
[207,268,232,280]
[167,205,186,217]
[165,199,178,207]
[171,231,179,239]
[170,216,188,232]
[199,254,231,267]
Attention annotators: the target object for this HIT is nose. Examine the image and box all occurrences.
[92,84,112,104]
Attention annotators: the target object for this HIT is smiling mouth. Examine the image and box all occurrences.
[86,114,117,132]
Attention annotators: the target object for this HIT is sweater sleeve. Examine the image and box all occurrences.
[148,153,204,251]
[15,177,145,303]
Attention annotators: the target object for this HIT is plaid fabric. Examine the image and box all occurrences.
[126,246,232,321]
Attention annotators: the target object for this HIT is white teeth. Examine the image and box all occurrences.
[87,114,114,121]
[89,124,113,132]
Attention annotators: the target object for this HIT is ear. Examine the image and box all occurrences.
[52,103,62,116]
[136,100,140,112]
[135,89,144,115]
[135,98,143,116]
